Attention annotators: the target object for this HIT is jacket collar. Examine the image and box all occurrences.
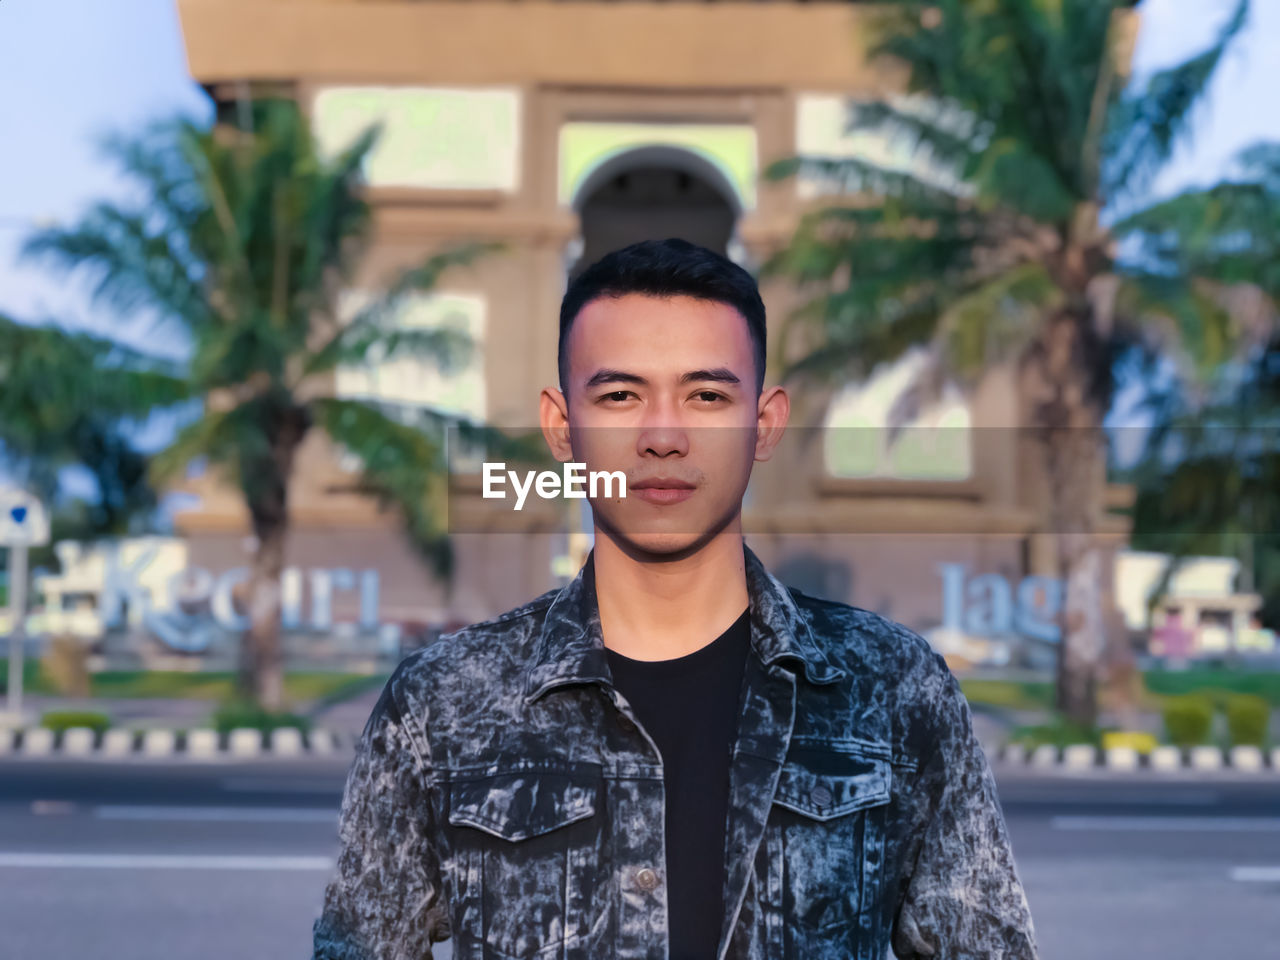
[523,542,845,704]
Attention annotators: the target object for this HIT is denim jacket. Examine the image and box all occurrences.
[313,543,1038,960]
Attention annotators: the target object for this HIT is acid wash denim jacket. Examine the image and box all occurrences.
[313,543,1038,960]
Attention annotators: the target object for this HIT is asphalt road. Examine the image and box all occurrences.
[0,759,1277,959]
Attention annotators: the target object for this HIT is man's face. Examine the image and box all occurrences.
[541,293,788,557]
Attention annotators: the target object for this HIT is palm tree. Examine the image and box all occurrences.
[1121,141,1280,632]
[22,98,521,712]
[0,314,186,537]
[761,0,1254,726]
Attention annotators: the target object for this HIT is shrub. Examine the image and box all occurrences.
[1101,731,1159,755]
[1162,696,1214,748]
[1225,694,1271,748]
[1008,716,1101,749]
[212,699,311,735]
[41,710,110,734]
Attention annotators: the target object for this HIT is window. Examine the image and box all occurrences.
[313,86,521,191]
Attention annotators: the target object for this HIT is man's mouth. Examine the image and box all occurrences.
[630,477,696,505]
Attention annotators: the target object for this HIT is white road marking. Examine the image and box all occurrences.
[1052,816,1280,832]
[0,853,333,871]
[1230,866,1280,883]
[94,805,335,823]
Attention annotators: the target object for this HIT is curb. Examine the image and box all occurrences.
[989,741,1280,773]
[0,727,358,760]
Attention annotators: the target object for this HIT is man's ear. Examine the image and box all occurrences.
[540,387,575,462]
[754,385,790,462]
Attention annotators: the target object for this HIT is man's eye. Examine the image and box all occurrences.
[695,391,726,403]
[602,391,633,403]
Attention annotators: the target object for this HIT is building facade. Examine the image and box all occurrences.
[172,0,1134,665]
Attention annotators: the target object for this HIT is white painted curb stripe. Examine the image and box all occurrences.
[0,727,344,758]
[0,853,333,871]
[142,729,176,757]
[1105,746,1139,770]
[229,728,264,756]
[1030,745,1058,767]
[1002,744,1026,765]
[1230,746,1264,771]
[270,728,305,755]
[1062,744,1097,769]
[999,742,1280,772]
[62,728,97,755]
[101,730,135,756]
[1150,746,1183,770]
[23,728,54,755]
[186,730,220,757]
[1190,746,1223,770]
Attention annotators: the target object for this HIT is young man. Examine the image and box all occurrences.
[313,238,1038,960]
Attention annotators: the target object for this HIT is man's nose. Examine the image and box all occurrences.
[636,402,689,457]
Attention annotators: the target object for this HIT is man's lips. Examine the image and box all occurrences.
[629,479,696,505]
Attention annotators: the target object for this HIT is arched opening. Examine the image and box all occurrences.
[566,145,742,282]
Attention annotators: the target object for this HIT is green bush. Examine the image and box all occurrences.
[1225,694,1271,748]
[41,710,111,734]
[1162,695,1214,748]
[212,700,311,735]
[1007,716,1102,749]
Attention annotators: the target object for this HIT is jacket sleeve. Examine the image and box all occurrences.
[891,654,1039,960]
[313,672,450,960]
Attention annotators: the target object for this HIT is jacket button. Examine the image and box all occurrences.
[809,785,833,808]
[635,867,660,892]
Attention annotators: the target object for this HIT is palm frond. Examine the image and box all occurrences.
[304,241,503,377]
[1104,0,1249,199]
[311,397,454,578]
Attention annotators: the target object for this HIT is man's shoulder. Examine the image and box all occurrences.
[788,586,968,756]
[788,585,953,688]
[389,588,560,689]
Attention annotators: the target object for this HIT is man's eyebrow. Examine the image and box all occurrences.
[584,368,646,389]
[680,367,741,386]
[582,367,742,389]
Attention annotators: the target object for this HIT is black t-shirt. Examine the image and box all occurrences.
[601,580,751,960]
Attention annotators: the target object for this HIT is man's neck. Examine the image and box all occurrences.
[592,532,750,661]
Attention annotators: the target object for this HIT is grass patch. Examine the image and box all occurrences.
[1143,669,1280,707]
[1007,716,1104,749]
[212,700,311,734]
[959,679,1053,711]
[961,670,1280,714]
[0,663,386,705]
[0,661,57,695]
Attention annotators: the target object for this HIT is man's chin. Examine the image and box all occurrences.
[597,516,734,560]
[617,531,707,557]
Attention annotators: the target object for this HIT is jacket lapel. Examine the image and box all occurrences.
[717,544,846,959]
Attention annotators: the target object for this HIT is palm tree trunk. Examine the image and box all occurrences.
[1054,527,1106,729]
[237,410,305,713]
[1029,303,1115,729]
[241,516,287,712]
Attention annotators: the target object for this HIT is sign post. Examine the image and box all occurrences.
[1,489,50,725]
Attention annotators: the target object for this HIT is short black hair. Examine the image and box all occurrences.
[558,238,766,398]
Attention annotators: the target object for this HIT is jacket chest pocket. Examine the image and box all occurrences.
[768,742,891,956]
[445,767,604,960]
